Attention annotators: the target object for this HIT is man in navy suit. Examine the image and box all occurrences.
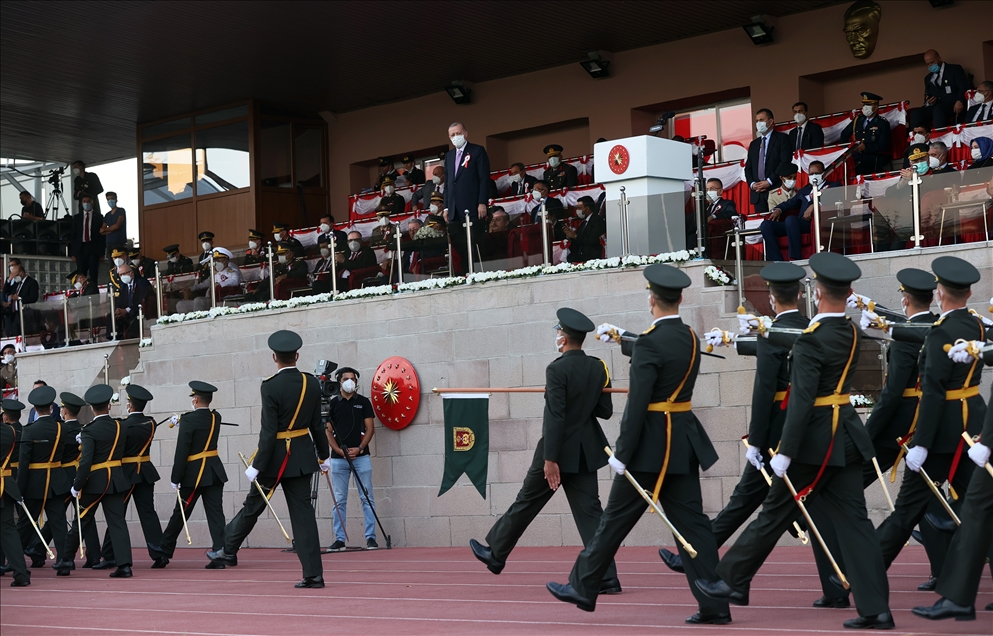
[922,49,968,128]
[760,161,840,261]
[111,263,151,339]
[788,102,825,152]
[965,81,992,124]
[745,109,792,214]
[444,122,491,274]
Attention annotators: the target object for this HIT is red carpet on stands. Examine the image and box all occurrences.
[1,545,988,635]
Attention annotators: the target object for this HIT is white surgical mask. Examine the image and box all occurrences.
[813,287,823,308]
[131,258,141,266]
[249,240,258,250]
[972,147,983,160]
[2,355,13,365]
[431,175,442,185]
[272,233,282,242]
[379,216,389,227]
[202,241,212,252]
[555,334,566,352]
[548,156,561,168]
[213,261,224,272]
[277,255,288,264]
[319,223,331,233]
[510,173,522,183]
[74,281,83,290]
[384,186,395,195]
[794,113,806,125]
[450,134,466,149]
[120,274,132,285]
[341,379,357,393]
[706,190,721,202]
[928,156,941,169]
[912,133,927,145]
[107,199,117,208]
[533,191,544,202]
[191,399,198,410]
[783,179,796,190]
[429,204,440,213]
[809,173,824,186]
[755,121,768,134]
[575,208,586,220]
[168,256,179,263]
[348,240,361,252]
[113,258,125,267]
[970,93,986,106]
[320,247,331,258]
[72,168,81,177]
[862,105,874,117]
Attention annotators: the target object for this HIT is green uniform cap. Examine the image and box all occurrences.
[59,392,86,408]
[896,268,937,294]
[644,263,691,296]
[125,384,154,402]
[268,330,303,354]
[188,381,218,395]
[2,399,26,413]
[931,256,980,290]
[555,307,595,340]
[27,385,57,407]
[809,252,861,286]
[84,384,115,405]
[760,262,806,284]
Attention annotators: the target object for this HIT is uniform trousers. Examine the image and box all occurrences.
[30,496,100,559]
[16,496,67,563]
[102,482,163,562]
[936,464,993,605]
[1,499,29,582]
[161,483,225,557]
[63,491,132,568]
[224,474,322,578]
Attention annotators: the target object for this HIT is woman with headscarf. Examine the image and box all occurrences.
[967,136,993,169]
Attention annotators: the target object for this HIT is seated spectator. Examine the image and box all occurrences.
[370,209,399,248]
[406,217,424,239]
[426,191,445,215]
[40,316,64,349]
[243,229,267,265]
[508,163,536,196]
[18,192,45,221]
[99,192,127,255]
[902,108,931,168]
[128,248,156,279]
[927,141,956,174]
[110,263,151,339]
[923,49,967,128]
[528,181,567,241]
[767,164,799,210]
[163,244,194,274]
[378,177,406,216]
[272,222,305,257]
[563,196,606,263]
[399,218,424,274]
[318,214,348,251]
[840,92,891,175]
[400,154,425,187]
[415,214,447,241]
[177,248,242,313]
[411,166,444,210]
[195,231,215,282]
[309,236,336,294]
[488,207,511,233]
[1,344,16,389]
[900,142,956,190]
[66,270,98,297]
[409,214,449,272]
[966,81,992,123]
[968,137,993,170]
[705,178,739,220]
[542,144,578,190]
[789,102,824,151]
[479,206,510,261]
[374,157,398,190]
[341,231,377,273]
[760,161,839,261]
[2,259,39,337]
[703,178,740,257]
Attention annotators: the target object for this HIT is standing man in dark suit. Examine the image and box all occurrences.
[69,194,105,281]
[471,309,620,594]
[697,252,893,630]
[208,331,331,588]
[548,265,730,625]
[789,102,825,151]
[60,384,133,578]
[923,49,968,128]
[840,92,891,175]
[2,260,39,337]
[965,81,992,124]
[564,196,605,263]
[745,108,792,214]
[444,122,491,275]
[508,163,537,197]
[0,415,29,586]
[111,263,151,339]
[158,381,228,568]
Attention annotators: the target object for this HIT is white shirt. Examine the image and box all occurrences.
[907,310,932,320]
[809,311,846,325]
[973,100,992,122]
[775,309,799,319]
[651,314,681,326]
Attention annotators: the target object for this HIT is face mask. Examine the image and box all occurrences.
[191,399,198,410]
[384,186,395,195]
[533,191,544,203]
[794,113,806,125]
[427,203,440,214]
[554,334,566,352]
[348,240,361,252]
[935,289,945,313]
[783,179,796,190]
[575,208,586,220]
[202,242,212,252]
[1,355,13,365]
[450,134,466,148]
[107,199,117,208]
[809,173,824,186]
[249,241,258,250]
[277,255,288,264]
[120,274,132,284]
[72,168,80,177]
[131,258,141,266]
[927,63,940,74]
[432,175,442,185]
[928,156,941,169]
[82,202,92,211]
[11,276,21,284]
[113,258,125,267]
[510,173,522,183]
[74,281,83,290]
[320,248,331,258]
[647,293,655,314]
[341,379,356,393]
[755,121,768,134]
[214,261,224,272]
[813,287,822,308]
[273,233,282,242]
[706,190,721,202]
[379,216,389,227]
[912,133,927,145]
[319,223,331,233]
[548,157,561,168]
[862,105,874,117]
[168,256,178,263]
[915,161,930,175]
[972,147,983,160]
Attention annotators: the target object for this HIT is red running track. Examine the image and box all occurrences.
[0,545,989,635]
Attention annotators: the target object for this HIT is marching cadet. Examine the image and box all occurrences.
[542,144,578,190]
[471,308,621,595]
[99,385,167,568]
[697,252,892,630]
[207,330,331,588]
[547,264,730,625]
[15,385,69,569]
[60,384,133,578]
[839,92,892,175]
[1,412,29,586]
[872,256,986,571]
[158,381,228,568]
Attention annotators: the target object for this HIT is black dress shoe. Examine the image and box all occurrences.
[546,582,595,612]
[686,611,732,624]
[92,559,116,570]
[82,558,99,569]
[986,602,993,611]
[658,548,684,573]
[151,556,170,569]
[843,612,894,629]
[695,579,749,606]
[29,555,46,568]
[205,549,236,568]
[469,539,505,575]
[109,565,133,578]
[911,597,975,621]
[917,576,937,591]
[813,595,851,608]
[0,563,10,574]
[10,577,30,587]
[52,560,75,571]
[56,567,71,577]
[295,575,325,588]
[598,576,622,595]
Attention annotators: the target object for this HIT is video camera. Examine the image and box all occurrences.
[47,165,66,189]
[315,359,339,418]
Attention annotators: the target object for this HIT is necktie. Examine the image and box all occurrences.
[758,136,766,182]
[83,212,90,242]
[796,126,802,151]
[455,148,463,176]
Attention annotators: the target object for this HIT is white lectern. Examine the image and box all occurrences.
[594,136,692,257]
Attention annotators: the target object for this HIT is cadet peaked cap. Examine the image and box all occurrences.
[760,262,806,285]
[555,307,595,339]
[125,384,154,402]
[931,256,981,290]
[268,330,303,354]
[60,392,86,408]
[810,252,861,286]
[644,263,691,295]
[27,385,57,407]
[897,268,937,294]
[84,384,115,405]
[189,381,218,394]
[2,399,25,413]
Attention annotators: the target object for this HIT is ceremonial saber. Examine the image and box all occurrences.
[177,488,192,545]
[323,470,349,544]
[897,438,960,526]
[75,496,85,559]
[18,502,55,559]
[432,387,629,394]
[615,332,726,359]
[741,439,807,544]
[870,457,895,512]
[769,448,850,590]
[604,447,697,558]
[962,433,993,478]
[852,296,906,321]
[238,452,291,543]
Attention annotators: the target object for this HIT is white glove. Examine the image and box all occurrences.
[948,340,981,364]
[607,455,626,476]
[70,487,80,498]
[320,458,332,474]
[846,292,871,310]
[168,415,179,427]
[737,313,772,336]
[170,482,180,490]
[770,453,791,478]
[968,442,991,468]
[745,445,764,471]
[906,446,928,472]
[75,433,82,444]
[860,308,888,333]
[341,270,350,279]
[704,329,732,349]
[978,313,993,327]
[596,323,625,343]
[245,466,260,482]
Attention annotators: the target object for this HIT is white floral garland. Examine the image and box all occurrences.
[704,265,735,285]
[849,393,875,408]
[156,249,698,325]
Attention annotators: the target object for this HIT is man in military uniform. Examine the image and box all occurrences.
[60,384,133,578]
[15,385,69,569]
[401,154,425,187]
[272,223,305,258]
[108,247,127,286]
[873,256,985,571]
[163,244,194,275]
[66,270,98,298]
[374,157,398,190]
[840,92,891,175]
[1,346,17,392]
[0,399,24,576]
[207,331,330,588]
[128,248,156,280]
[243,229,267,266]
[158,381,227,568]
[542,144,578,190]
[471,308,620,594]
[0,413,29,586]
[378,177,406,216]
[547,264,730,625]
[697,252,892,629]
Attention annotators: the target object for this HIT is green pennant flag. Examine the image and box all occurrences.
[439,393,489,498]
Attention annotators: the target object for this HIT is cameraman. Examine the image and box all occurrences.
[325,367,378,551]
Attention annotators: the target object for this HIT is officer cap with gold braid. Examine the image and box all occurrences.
[555,307,595,341]
[644,263,691,297]
[931,255,980,290]
[896,268,937,295]
[248,229,263,240]
[809,251,861,286]
[198,231,215,242]
[861,91,882,104]
[907,143,930,164]
[760,262,805,285]
[163,244,181,255]
[110,247,127,259]
[27,385,56,407]
[189,381,218,398]
[543,144,564,157]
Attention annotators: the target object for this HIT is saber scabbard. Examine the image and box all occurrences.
[75,496,85,559]
[769,448,849,590]
[741,438,807,544]
[961,433,993,478]
[897,438,961,526]
[604,446,697,558]
[177,487,192,545]
[870,457,895,512]
[18,501,54,559]
[238,452,291,543]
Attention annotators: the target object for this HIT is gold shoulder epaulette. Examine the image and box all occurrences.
[934,316,946,325]
[803,322,821,334]
[262,373,275,383]
[641,324,657,335]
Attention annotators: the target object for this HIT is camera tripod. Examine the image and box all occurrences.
[45,172,70,220]
[323,416,391,549]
